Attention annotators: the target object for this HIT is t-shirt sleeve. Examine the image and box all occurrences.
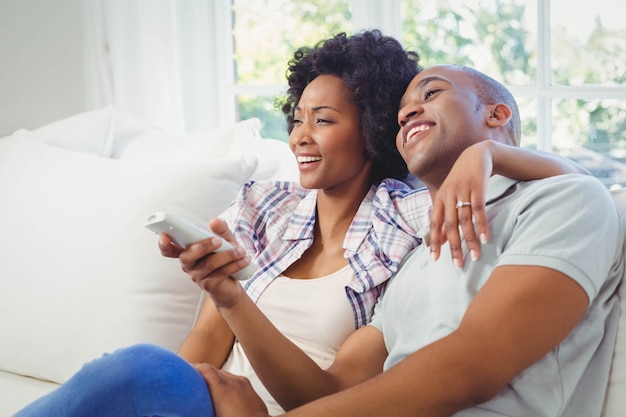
[497,174,622,301]
[368,292,384,331]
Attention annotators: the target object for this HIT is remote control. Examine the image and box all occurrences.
[144,211,255,280]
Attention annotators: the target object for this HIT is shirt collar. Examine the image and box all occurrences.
[282,189,318,241]
[342,185,377,251]
[421,175,520,246]
[486,175,521,206]
[280,185,379,250]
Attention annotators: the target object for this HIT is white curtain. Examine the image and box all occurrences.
[81,0,222,132]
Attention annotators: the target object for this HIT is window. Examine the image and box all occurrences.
[220,0,626,188]
[223,0,353,139]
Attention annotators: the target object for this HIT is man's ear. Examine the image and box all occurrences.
[486,103,512,127]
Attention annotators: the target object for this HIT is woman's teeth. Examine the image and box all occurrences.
[297,156,322,163]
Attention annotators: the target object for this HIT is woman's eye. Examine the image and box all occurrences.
[315,118,331,124]
[293,118,302,124]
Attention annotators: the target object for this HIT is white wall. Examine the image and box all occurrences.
[0,0,86,137]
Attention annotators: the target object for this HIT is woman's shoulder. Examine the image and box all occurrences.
[238,180,311,207]
[371,178,431,233]
[374,178,430,202]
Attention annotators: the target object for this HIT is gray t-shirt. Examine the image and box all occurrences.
[370,174,624,416]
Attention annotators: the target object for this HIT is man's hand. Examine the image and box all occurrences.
[194,363,270,417]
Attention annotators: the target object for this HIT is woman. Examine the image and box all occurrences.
[15,30,584,417]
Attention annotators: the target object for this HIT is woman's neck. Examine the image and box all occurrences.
[315,181,371,241]
[282,181,372,279]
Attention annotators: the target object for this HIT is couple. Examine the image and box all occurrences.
[15,31,623,417]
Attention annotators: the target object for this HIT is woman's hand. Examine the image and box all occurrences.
[158,218,251,308]
[429,138,585,268]
[429,141,493,268]
[194,363,270,417]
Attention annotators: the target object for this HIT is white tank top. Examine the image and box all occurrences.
[221,265,355,416]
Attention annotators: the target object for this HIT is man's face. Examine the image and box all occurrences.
[396,65,490,187]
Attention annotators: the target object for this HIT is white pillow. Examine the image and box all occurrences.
[120,118,299,182]
[118,129,233,160]
[119,118,258,160]
[26,106,161,158]
[108,110,161,158]
[29,106,117,156]
[226,120,298,181]
[0,132,256,384]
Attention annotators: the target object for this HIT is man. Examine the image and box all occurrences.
[199,64,624,417]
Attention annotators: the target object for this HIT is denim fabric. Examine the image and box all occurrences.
[14,344,215,417]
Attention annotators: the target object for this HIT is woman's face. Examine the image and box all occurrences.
[289,74,371,192]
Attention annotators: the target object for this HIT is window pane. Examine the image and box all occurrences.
[516,96,539,149]
[237,94,288,141]
[552,99,626,188]
[232,0,352,85]
[232,0,352,139]
[400,0,537,86]
[551,0,626,86]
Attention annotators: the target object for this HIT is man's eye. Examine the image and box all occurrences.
[424,89,441,100]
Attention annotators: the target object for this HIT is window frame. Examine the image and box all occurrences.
[213,0,626,153]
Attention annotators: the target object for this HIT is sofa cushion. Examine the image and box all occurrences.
[120,117,298,182]
[0,132,256,384]
[225,118,298,181]
[602,187,626,417]
[116,120,243,160]
[28,106,117,156]
[0,371,59,416]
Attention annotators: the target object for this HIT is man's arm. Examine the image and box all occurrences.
[204,265,588,417]
[199,323,387,416]
[289,264,586,417]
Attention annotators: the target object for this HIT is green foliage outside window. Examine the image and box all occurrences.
[231,0,626,186]
[233,0,351,140]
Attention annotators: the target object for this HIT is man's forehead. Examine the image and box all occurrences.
[403,66,471,98]
[413,64,462,84]
[400,67,454,105]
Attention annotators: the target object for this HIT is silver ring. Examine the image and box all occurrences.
[456,201,471,209]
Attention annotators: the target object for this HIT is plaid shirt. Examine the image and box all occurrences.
[219,179,432,328]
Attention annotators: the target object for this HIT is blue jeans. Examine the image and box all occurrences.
[14,344,215,417]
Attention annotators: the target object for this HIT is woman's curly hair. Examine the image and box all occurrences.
[279,29,421,183]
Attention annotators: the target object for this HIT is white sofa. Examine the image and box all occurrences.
[0,108,624,416]
[0,108,298,415]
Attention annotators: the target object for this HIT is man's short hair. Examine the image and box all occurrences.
[459,66,522,147]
